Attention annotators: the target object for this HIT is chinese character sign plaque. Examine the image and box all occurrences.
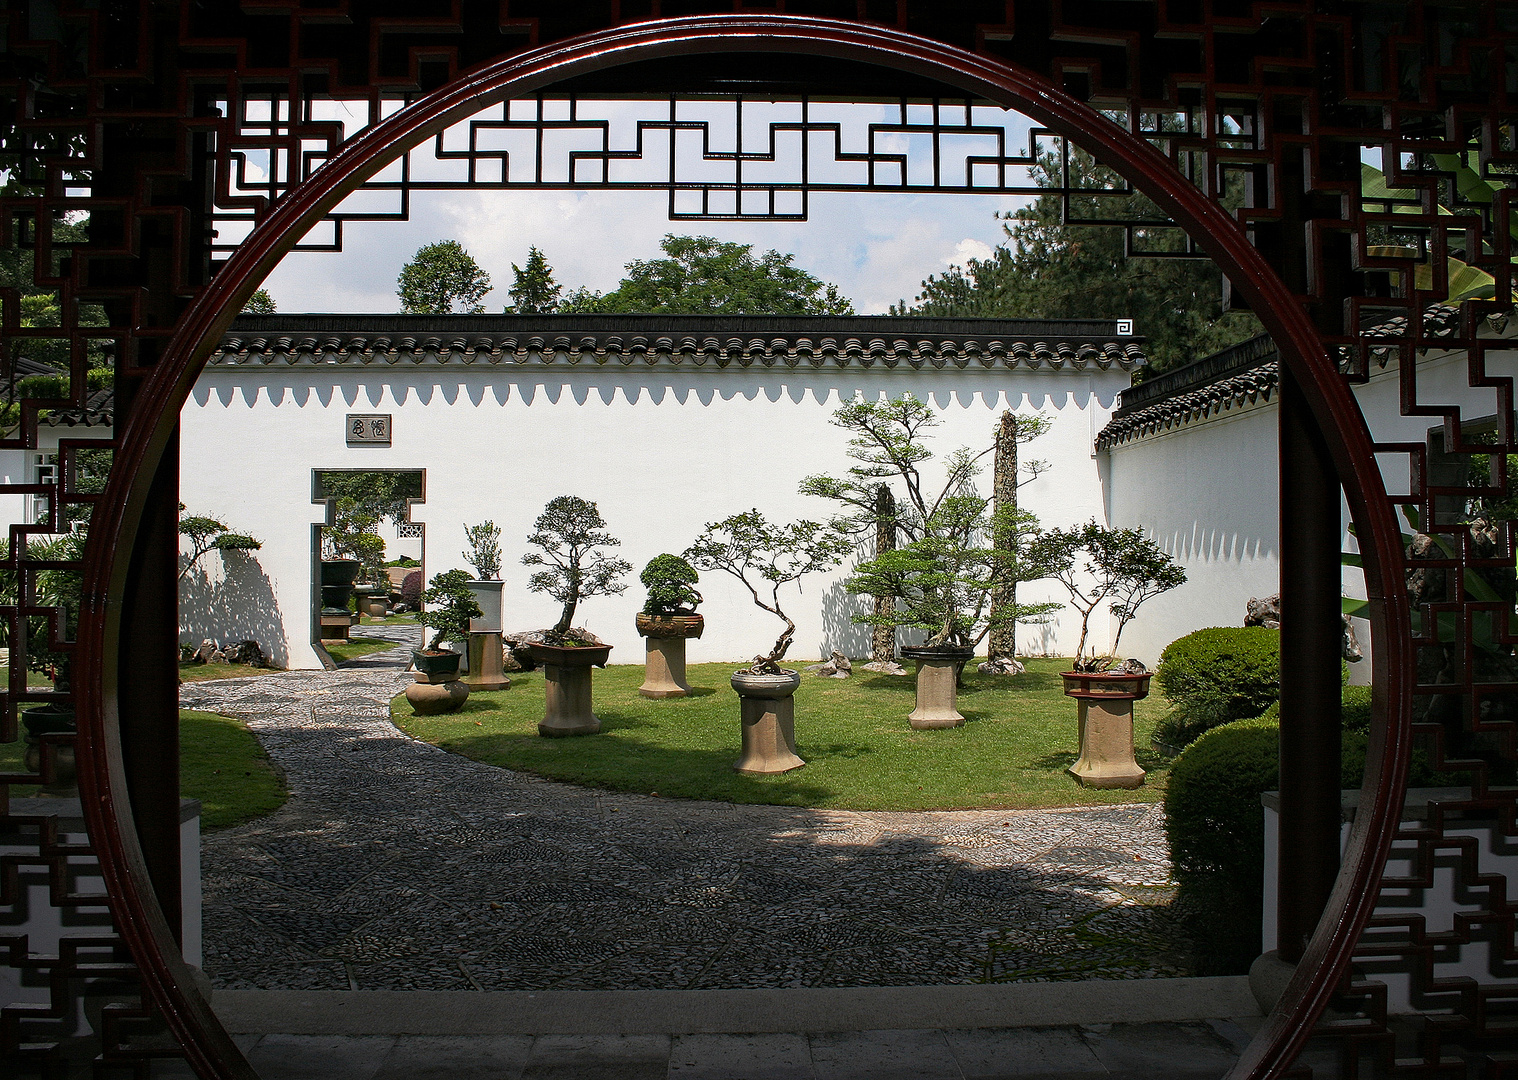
[347,414,391,446]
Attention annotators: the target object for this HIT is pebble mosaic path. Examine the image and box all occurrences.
[182,626,1193,993]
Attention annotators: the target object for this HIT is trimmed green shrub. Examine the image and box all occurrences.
[1164,715,1367,973]
[1258,683,1371,735]
[1154,626,1280,747]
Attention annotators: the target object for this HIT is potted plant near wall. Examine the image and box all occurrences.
[685,511,852,773]
[461,520,510,690]
[319,498,385,641]
[848,501,1060,730]
[522,496,632,736]
[406,569,483,715]
[18,531,86,795]
[1029,521,1187,788]
[635,554,704,698]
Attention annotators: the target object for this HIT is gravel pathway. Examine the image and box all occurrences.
[183,629,1192,992]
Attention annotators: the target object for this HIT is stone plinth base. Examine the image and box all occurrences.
[405,677,469,716]
[539,662,600,737]
[1068,697,1146,789]
[731,670,804,774]
[319,612,357,643]
[907,655,966,730]
[464,631,511,691]
[639,637,690,698]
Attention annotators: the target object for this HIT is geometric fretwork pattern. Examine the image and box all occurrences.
[1,3,1517,1077]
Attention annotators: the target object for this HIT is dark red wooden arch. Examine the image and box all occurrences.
[72,16,1410,1079]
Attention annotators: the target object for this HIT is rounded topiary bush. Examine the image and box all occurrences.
[1164,715,1368,973]
[401,569,423,610]
[1155,626,1280,746]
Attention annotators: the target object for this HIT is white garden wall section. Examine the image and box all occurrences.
[181,362,1128,670]
[1101,339,1518,670]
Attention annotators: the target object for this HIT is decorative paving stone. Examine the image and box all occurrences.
[193,630,1196,991]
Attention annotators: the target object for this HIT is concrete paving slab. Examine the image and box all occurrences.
[667,1032,815,1079]
[372,1035,534,1079]
[1080,1023,1237,1079]
[519,1033,671,1080]
[245,1034,396,1080]
[942,1028,1106,1079]
[810,1030,962,1080]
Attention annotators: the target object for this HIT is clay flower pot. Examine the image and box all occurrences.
[900,645,975,730]
[635,612,705,698]
[528,641,613,737]
[730,668,804,774]
[1060,671,1152,789]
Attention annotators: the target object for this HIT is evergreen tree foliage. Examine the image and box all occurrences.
[892,148,1261,373]
[505,245,562,314]
[242,288,276,314]
[396,240,492,314]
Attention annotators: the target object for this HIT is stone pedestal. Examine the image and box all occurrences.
[464,631,511,691]
[639,637,690,698]
[319,612,357,642]
[1062,672,1151,789]
[540,662,599,736]
[404,675,469,716]
[902,646,973,730]
[731,670,804,774]
[23,709,78,797]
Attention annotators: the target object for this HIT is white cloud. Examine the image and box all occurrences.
[945,238,994,266]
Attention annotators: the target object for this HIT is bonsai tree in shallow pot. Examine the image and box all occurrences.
[522,496,631,736]
[460,520,510,691]
[1028,520,1187,788]
[635,554,704,699]
[847,500,1060,730]
[684,510,852,773]
[407,569,483,715]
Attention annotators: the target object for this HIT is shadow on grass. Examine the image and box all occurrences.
[437,730,843,806]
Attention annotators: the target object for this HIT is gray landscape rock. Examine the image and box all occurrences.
[977,657,1026,676]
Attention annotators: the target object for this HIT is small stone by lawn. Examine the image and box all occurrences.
[392,657,1172,812]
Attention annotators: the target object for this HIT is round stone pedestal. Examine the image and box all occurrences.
[730,670,804,774]
[464,631,511,691]
[639,637,690,698]
[23,709,78,796]
[539,663,599,736]
[1061,672,1151,789]
[404,676,469,716]
[902,646,974,730]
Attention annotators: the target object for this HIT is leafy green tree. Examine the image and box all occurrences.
[396,240,491,314]
[317,471,421,527]
[640,554,702,615]
[505,245,562,314]
[462,520,502,580]
[420,569,484,652]
[892,148,1260,373]
[684,511,853,673]
[1029,520,1187,670]
[564,234,854,315]
[522,496,631,640]
[242,288,276,314]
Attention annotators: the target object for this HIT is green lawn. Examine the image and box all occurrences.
[0,709,287,829]
[325,636,404,663]
[180,661,282,683]
[360,614,422,626]
[393,657,1172,811]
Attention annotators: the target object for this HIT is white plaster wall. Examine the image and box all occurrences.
[1101,343,1518,669]
[181,363,1128,670]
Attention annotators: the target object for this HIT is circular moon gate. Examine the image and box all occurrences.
[75,16,1410,1080]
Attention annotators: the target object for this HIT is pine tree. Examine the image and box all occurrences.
[506,246,562,314]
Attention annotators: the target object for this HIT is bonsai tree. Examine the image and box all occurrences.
[178,504,261,582]
[802,395,1054,655]
[1029,520,1187,672]
[847,500,1060,650]
[462,520,502,580]
[684,510,853,674]
[522,496,631,642]
[419,569,483,653]
[640,554,703,615]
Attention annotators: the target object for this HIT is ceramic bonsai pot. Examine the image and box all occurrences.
[529,642,613,737]
[404,672,469,715]
[635,612,705,699]
[730,669,804,774]
[900,645,975,730]
[1061,671,1152,789]
[22,704,78,796]
[412,649,463,681]
[320,559,361,610]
